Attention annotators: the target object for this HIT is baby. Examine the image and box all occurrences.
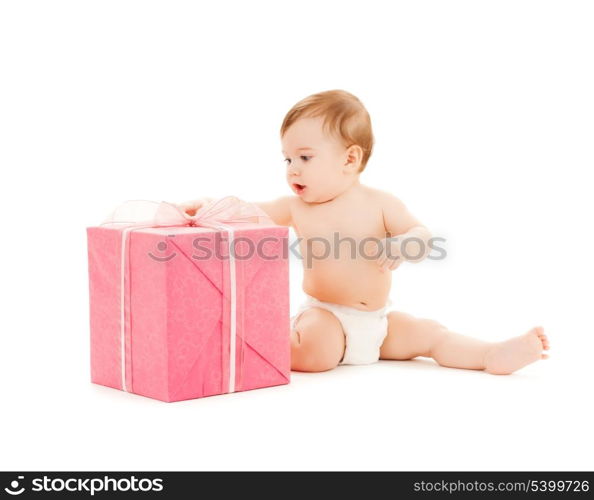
[181,89,549,374]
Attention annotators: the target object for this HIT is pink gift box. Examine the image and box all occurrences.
[86,221,290,402]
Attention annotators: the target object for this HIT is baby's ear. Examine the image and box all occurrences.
[344,144,363,173]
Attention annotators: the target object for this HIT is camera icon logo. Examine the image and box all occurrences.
[4,476,25,495]
[148,239,177,262]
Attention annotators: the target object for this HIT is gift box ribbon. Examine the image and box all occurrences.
[100,196,274,395]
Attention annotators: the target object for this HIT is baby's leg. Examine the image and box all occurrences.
[380,311,550,375]
[290,307,346,372]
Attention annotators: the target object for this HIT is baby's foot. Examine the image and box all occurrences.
[483,326,550,375]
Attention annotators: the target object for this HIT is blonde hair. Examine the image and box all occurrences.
[280,89,374,172]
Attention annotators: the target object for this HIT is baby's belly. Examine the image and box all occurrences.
[302,258,392,311]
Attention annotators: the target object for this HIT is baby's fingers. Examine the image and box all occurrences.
[388,257,402,270]
[181,205,199,216]
[377,256,391,273]
[178,199,203,216]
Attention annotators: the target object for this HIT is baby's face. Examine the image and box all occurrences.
[281,116,357,203]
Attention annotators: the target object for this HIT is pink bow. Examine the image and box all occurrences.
[101,196,274,229]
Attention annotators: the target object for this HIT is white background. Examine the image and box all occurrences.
[1,0,592,471]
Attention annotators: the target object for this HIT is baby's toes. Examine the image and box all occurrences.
[533,326,549,346]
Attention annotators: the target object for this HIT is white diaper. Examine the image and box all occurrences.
[290,294,393,365]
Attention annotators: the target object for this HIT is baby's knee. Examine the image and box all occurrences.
[412,317,449,357]
[290,308,345,372]
[291,344,340,372]
[291,335,340,371]
[419,317,447,332]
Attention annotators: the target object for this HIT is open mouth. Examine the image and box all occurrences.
[292,183,307,194]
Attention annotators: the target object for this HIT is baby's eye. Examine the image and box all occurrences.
[284,156,312,165]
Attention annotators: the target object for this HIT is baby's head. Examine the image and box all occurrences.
[280,89,374,203]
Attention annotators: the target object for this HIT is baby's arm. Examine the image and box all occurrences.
[178,196,293,227]
[380,193,433,267]
[253,196,293,227]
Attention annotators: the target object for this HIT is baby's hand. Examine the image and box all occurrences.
[377,237,404,273]
[177,197,214,216]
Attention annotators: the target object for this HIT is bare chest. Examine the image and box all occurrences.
[291,202,387,241]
